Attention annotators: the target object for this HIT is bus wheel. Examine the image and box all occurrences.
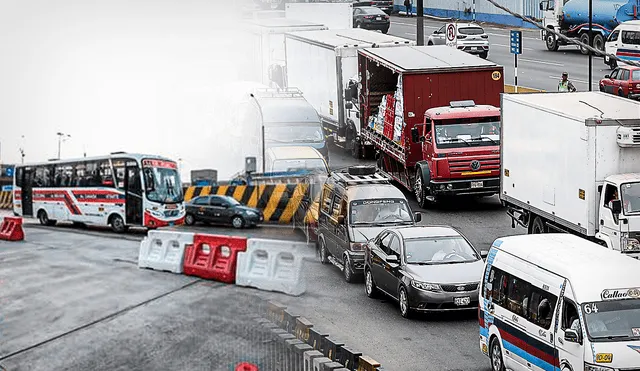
[110,214,126,233]
[38,210,56,226]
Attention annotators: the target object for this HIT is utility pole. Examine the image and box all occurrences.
[56,132,71,159]
[19,135,25,164]
[417,0,424,45]
[588,0,593,91]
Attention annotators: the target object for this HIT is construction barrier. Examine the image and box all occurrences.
[0,191,12,209]
[236,238,312,296]
[504,84,546,93]
[183,184,311,224]
[138,230,194,273]
[0,216,24,241]
[259,301,383,371]
[183,234,247,283]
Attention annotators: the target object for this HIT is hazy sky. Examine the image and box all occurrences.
[0,0,259,180]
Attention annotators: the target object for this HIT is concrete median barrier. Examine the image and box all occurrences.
[0,216,24,241]
[504,84,546,93]
[137,230,194,273]
[183,234,247,283]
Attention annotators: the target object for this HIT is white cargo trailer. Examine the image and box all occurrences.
[284,28,414,158]
[501,91,640,258]
[243,18,328,88]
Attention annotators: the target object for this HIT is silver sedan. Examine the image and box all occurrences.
[427,22,490,59]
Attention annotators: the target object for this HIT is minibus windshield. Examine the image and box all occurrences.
[581,298,640,341]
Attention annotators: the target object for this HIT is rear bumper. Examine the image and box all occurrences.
[430,177,500,196]
[362,22,389,30]
[457,45,489,54]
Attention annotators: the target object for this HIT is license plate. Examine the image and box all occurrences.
[454,297,470,306]
[169,222,174,226]
[166,204,177,209]
[471,181,483,189]
[376,16,381,20]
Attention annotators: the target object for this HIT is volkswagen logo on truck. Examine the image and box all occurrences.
[470,160,481,171]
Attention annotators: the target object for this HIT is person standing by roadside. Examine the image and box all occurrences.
[404,0,413,16]
[558,72,577,92]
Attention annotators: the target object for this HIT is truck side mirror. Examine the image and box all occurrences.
[539,2,544,11]
[337,215,345,224]
[611,199,622,215]
[346,102,353,109]
[345,88,352,101]
[604,74,610,78]
[414,212,422,223]
[411,127,420,143]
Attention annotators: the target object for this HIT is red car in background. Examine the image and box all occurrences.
[599,65,640,100]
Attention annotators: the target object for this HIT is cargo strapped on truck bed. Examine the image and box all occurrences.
[332,171,389,186]
[362,126,406,164]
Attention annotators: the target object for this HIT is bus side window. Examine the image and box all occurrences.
[488,267,507,307]
[320,186,333,214]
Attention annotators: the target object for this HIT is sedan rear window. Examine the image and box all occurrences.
[362,7,386,15]
[458,27,484,35]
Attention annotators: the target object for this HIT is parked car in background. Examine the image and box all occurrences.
[428,23,490,59]
[352,0,392,15]
[599,65,640,99]
[184,195,263,229]
[364,225,487,318]
[353,6,390,34]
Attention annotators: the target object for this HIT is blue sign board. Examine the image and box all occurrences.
[510,30,522,55]
[5,166,14,177]
[2,185,12,192]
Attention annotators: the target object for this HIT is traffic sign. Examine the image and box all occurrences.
[445,23,457,47]
[510,30,522,54]
[1,185,12,192]
[5,166,13,177]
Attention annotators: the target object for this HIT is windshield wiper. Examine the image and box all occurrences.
[598,335,632,340]
[444,138,471,146]
[471,136,498,144]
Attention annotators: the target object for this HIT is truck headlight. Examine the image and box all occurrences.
[411,280,442,292]
[621,233,640,251]
[350,242,366,251]
[584,363,614,371]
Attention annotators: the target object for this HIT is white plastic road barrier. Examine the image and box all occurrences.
[236,238,313,296]
[138,230,194,274]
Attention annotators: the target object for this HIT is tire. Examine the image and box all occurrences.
[618,88,625,97]
[399,286,412,318]
[609,58,618,69]
[319,236,329,264]
[414,169,428,209]
[382,28,389,34]
[545,30,559,51]
[599,84,605,92]
[427,41,433,46]
[38,210,56,226]
[530,216,546,234]
[356,22,362,29]
[343,254,355,283]
[365,268,379,298]
[579,33,590,55]
[184,213,196,226]
[593,33,605,52]
[479,51,488,59]
[490,337,506,371]
[231,215,245,229]
[110,214,126,233]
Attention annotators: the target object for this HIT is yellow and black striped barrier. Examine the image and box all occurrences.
[504,84,546,93]
[0,191,12,209]
[182,184,314,224]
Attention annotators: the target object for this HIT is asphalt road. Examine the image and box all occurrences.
[388,16,611,92]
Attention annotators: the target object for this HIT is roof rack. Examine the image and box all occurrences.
[251,87,304,99]
[332,171,390,186]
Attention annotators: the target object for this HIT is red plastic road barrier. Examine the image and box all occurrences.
[183,234,247,283]
[235,362,259,371]
[0,217,24,241]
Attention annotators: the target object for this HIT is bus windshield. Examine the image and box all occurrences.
[142,159,183,204]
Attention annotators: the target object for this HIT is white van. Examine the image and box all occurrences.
[604,20,640,69]
[479,234,640,371]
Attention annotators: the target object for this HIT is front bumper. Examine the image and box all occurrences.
[346,251,366,273]
[628,93,640,100]
[406,285,480,312]
[430,177,500,196]
[244,213,263,225]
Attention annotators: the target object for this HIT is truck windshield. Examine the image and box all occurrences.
[265,125,324,144]
[581,298,640,342]
[350,199,413,225]
[433,120,500,149]
[621,182,640,214]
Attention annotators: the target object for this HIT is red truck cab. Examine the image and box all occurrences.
[411,100,501,207]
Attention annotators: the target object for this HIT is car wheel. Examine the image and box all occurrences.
[319,237,329,264]
[479,51,488,59]
[365,269,379,298]
[356,21,362,29]
[399,286,412,318]
[490,337,506,371]
[599,84,605,92]
[232,215,245,229]
[343,254,355,283]
[110,214,126,233]
[427,41,433,46]
[184,213,196,226]
[618,88,626,97]
[382,28,389,34]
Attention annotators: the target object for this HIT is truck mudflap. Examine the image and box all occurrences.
[429,177,500,196]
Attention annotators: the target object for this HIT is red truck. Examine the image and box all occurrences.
[355,45,504,208]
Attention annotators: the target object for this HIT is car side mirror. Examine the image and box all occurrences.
[481,250,489,259]
[564,329,582,344]
[411,127,421,143]
[414,212,422,223]
[346,102,353,110]
[605,74,610,78]
[611,199,622,215]
[337,215,345,224]
[386,255,398,263]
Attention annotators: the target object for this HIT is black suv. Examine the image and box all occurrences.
[317,166,421,282]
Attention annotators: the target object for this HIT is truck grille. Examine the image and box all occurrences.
[631,128,640,143]
[441,283,479,292]
[448,155,500,175]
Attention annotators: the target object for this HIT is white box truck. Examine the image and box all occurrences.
[501,91,640,258]
[284,28,414,158]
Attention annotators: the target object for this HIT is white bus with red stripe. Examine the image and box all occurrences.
[12,152,185,232]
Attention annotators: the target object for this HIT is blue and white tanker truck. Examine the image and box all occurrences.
[540,0,639,53]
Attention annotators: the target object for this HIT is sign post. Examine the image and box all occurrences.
[445,23,457,48]
[510,30,523,93]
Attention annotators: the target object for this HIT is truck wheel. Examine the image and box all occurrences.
[414,170,429,209]
[530,216,547,234]
[545,31,559,51]
[609,58,617,69]
[593,34,605,52]
[579,33,590,55]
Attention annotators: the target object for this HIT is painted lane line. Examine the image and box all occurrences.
[518,58,564,67]
[494,43,535,51]
[486,32,540,41]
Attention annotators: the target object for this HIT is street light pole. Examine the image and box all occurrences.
[56,132,71,159]
[417,0,424,46]
[588,0,593,91]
